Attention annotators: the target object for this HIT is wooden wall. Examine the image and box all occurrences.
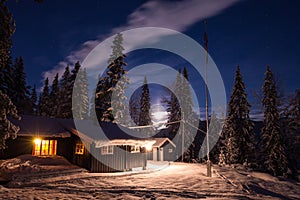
[90,145,147,173]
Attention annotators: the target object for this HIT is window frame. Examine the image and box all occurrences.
[75,143,85,155]
[130,145,140,153]
[101,145,114,155]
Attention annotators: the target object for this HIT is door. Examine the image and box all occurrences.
[153,148,157,161]
[159,148,164,161]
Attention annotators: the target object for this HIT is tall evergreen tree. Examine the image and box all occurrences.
[30,84,37,115]
[0,56,14,97]
[129,88,141,126]
[11,57,30,114]
[223,66,254,165]
[95,33,128,124]
[38,78,51,116]
[261,66,288,176]
[0,90,19,150]
[49,73,60,117]
[165,69,182,138]
[73,68,89,120]
[108,33,124,64]
[59,65,72,118]
[0,0,15,71]
[0,1,19,151]
[138,76,153,135]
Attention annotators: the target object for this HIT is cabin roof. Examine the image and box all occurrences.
[11,115,156,146]
[151,137,176,148]
[10,115,71,138]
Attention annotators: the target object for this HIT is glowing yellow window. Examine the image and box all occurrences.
[32,139,57,156]
[75,143,84,155]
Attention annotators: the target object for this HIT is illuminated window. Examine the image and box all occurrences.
[32,139,57,156]
[168,148,173,153]
[101,145,113,155]
[130,145,140,153]
[75,143,84,155]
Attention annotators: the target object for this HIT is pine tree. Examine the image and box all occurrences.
[283,90,300,176]
[0,56,14,97]
[261,66,288,176]
[108,33,124,64]
[223,66,254,165]
[138,76,153,135]
[95,33,128,124]
[30,84,37,115]
[49,73,60,117]
[38,78,51,116]
[0,90,20,150]
[0,0,15,71]
[129,88,141,126]
[165,69,182,138]
[11,57,30,114]
[181,67,196,161]
[59,65,72,118]
[73,68,89,120]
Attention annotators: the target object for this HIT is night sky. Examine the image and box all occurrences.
[7,0,300,116]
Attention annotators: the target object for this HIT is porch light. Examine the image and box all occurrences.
[34,138,41,145]
[145,144,152,151]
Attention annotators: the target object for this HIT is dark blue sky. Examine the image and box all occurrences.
[7,0,300,112]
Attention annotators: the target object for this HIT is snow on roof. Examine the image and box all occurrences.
[10,115,71,138]
[10,115,158,146]
[151,138,176,148]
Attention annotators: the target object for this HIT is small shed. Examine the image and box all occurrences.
[148,138,176,161]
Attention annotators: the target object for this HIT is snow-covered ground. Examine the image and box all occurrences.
[0,156,299,199]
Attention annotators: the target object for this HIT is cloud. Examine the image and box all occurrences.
[42,0,240,82]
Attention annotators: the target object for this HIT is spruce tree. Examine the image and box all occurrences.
[95,33,128,124]
[108,33,124,64]
[0,56,14,97]
[138,76,153,135]
[223,66,254,165]
[38,78,51,116]
[0,90,19,150]
[59,65,72,118]
[181,67,196,161]
[49,73,60,117]
[129,88,141,126]
[0,0,15,71]
[30,84,37,115]
[261,66,288,176]
[11,57,30,114]
[73,68,89,120]
[165,69,182,138]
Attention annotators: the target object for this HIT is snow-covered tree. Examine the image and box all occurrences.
[73,68,89,120]
[0,0,15,72]
[0,90,19,150]
[108,33,124,64]
[95,33,128,124]
[95,55,129,123]
[223,66,255,165]
[261,66,288,176]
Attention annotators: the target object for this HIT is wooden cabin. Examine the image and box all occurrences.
[1,115,157,173]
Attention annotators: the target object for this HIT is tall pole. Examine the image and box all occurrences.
[204,20,211,177]
[181,111,184,162]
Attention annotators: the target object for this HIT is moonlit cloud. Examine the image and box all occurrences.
[42,0,240,82]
